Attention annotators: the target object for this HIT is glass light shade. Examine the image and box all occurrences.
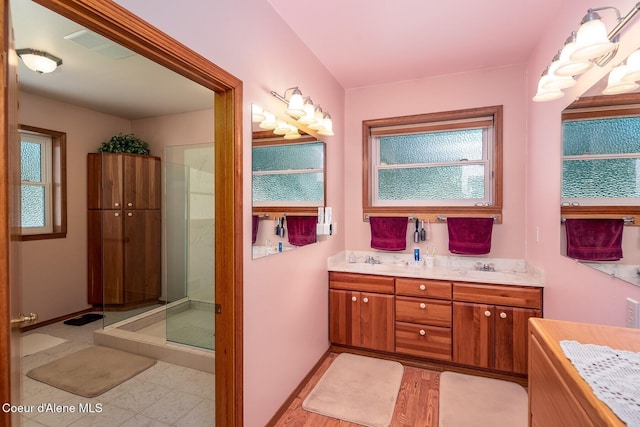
[251,104,265,123]
[308,107,324,130]
[555,41,593,76]
[540,64,576,91]
[603,65,639,95]
[317,114,334,136]
[259,111,277,130]
[623,49,640,82]
[532,78,564,102]
[19,52,59,73]
[273,121,291,135]
[298,99,316,124]
[286,88,305,117]
[571,18,616,61]
[283,126,301,139]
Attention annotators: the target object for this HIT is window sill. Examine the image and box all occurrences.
[363,206,502,224]
[17,232,67,242]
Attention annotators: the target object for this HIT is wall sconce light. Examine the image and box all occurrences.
[533,4,640,102]
[271,87,335,136]
[252,104,302,139]
[16,48,63,74]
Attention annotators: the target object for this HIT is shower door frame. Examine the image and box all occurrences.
[31,0,243,424]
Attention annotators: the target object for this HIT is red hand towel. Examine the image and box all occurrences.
[370,216,408,251]
[565,218,624,261]
[447,217,493,255]
[286,216,317,246]
[252,215,260,244]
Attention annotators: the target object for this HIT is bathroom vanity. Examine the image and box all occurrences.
[328,251,544,380]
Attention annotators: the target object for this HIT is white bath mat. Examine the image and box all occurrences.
[22,333,67,356]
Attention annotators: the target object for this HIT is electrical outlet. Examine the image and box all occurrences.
[626,298,639,328]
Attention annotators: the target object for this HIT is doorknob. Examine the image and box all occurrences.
[11,312,38,324]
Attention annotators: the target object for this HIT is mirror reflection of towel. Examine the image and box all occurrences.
[565,218,624,261]
[252,215,260,244]
[370,216,408,251]
[447,217,493,255]
[286,216,317,246]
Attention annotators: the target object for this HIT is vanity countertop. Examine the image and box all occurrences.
[328,251,544,287]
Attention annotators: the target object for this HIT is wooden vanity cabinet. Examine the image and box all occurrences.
[87,153,161,306]
[452,283,542,375]
[329,272,395,352]
[395,278,452,361]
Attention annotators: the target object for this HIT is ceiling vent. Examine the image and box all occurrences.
[64,29,135,60]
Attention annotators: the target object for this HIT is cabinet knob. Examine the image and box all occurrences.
[419,329,426,336]
[127,212,133,217]
[127,202,133,207]
[114,212,120,217]
[484,310,492,317]
[351,296,357,302]
[419,284,426,291]
[362,297,369,303]
[114,202,120,207]
[419,303,426,309]
[500,312,507,319]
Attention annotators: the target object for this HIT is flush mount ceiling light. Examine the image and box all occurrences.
[16,48,62,74]
[533,3,640,102]
[271,87,336,137]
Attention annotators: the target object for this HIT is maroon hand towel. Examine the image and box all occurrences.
[565,218,624,261]
[447,217,493,255]
[286,216,317,246]
[369,216,408,251]
[252,215,260,244]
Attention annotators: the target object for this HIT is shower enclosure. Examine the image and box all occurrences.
[98,142,215,352]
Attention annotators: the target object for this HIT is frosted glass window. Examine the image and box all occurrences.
[21,185,46,227]
[20,131,52,234]
[252,142,325,206]
[562,116,640,205]
[21,142,42,182]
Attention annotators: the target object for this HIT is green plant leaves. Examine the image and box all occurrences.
[98,133,150,155]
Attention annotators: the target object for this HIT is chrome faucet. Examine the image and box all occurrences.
[365,255,381,264]
[475,262,495,272]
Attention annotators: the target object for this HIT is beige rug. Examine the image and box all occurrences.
[27,345,156,397]
[302,353,404,427]
[439,371,528,426]
[22,333,67,356]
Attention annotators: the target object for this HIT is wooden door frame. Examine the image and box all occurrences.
[0,0,244,425]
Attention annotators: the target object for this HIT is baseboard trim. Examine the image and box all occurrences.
[21,308,99,332]
[265,348,331,427]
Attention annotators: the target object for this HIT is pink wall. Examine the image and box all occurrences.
[114,1,345,425]
[526,0,640,326]
[344,65,528,259]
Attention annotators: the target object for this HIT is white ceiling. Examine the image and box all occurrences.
[12,0,572,120]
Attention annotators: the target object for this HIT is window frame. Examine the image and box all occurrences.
[362,105,503,222]
[18,125,67,241]
[561,94,640,222]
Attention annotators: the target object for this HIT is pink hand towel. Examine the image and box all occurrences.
[369,216,408,251]
[565,218,624,261]
[447,217,493,255]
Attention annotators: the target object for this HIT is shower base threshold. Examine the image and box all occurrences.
[93,301,215,373]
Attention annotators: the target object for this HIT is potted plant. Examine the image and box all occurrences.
[98,133,150,155]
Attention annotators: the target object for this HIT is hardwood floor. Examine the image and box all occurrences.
[272,353,440,426]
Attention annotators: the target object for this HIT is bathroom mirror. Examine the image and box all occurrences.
[251,122,326,259]
[560,55,640,287]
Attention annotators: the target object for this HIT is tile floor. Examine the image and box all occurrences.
[19,319,215,426]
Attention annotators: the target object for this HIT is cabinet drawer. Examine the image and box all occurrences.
[396,296,451,327]
[453,283,542,309]
[395,322,451,361]
[329,272,394,294]
[395,278,451,300]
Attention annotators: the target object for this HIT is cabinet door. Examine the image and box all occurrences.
[123,209,161,303]
[329,289,361,347]
[102,210,124,304]
[495,306,541,374]
[360,292,394,352]
[87,154,124,210]
[124,155,161,209]
[453,301,494,369]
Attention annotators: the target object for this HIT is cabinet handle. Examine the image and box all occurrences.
[127,202,133,207]
[419,284,426,291]
[500,312,507,319]
[114,212,120,217]
[484,310,492,317]
[114,202,120,207]
[363,297,369,303]
[419,329,426,336]
[351,296,357,302]
[419,303,426,309]
[127,212,133,217]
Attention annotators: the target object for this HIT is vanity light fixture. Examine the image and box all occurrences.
[603,64,639,94]
[533,3,640,102]
[16,48,62,74]
[623,48,640,82]
[271,87,335,136]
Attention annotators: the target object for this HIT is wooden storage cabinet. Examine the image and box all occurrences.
[329,272,395,352]
[452,283,542,375]
[87,153,161,306]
